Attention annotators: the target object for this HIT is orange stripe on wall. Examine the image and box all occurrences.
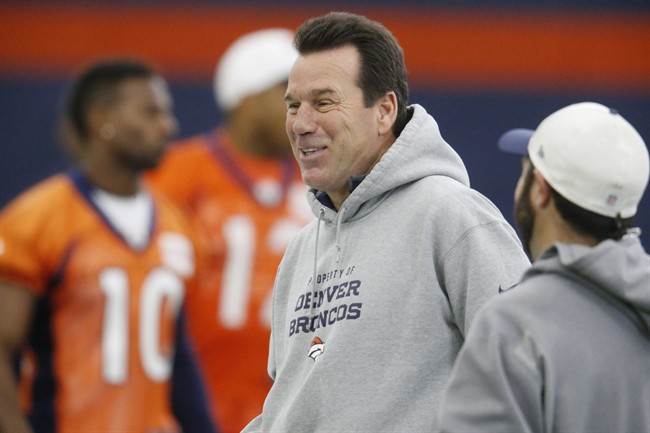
[1,4,649,94]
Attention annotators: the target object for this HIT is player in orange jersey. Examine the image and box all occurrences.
[146,29,312,433]
[0,59,217,433]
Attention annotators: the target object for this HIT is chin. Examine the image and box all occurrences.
[301,172,325,190]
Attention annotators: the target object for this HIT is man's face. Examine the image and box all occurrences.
[106,76,178,171]
[284,45,384,204]
[514,157,536,258]
[240,83,292,157]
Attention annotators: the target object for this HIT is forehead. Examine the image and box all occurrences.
[115,76,171,106]
[286,45,361,98]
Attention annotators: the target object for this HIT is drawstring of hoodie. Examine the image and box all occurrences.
[310,208,325,318]
[309,206,346,318]
[335,206,345,263]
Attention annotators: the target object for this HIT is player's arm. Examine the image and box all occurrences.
[0,280,36,433]
[171,310,220,433]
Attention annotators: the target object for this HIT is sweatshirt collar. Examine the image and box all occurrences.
[315,175,367,210]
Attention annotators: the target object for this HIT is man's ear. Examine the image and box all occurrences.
[377,91,398,136]
[532,169,553,209]
[87,105,112,140]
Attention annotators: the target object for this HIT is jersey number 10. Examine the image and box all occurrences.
[100,267,184,384]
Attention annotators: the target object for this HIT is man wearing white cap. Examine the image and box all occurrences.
[439,102,650,433]
[147,28,311,433]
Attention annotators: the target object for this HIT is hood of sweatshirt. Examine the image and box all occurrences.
[300,104,473,300]
[526,236,650,336]
[306,104,470,223]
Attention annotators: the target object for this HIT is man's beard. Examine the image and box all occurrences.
[514,172,535,260]
[117,143,166,172]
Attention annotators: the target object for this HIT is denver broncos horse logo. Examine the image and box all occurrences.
[308,336,324,361]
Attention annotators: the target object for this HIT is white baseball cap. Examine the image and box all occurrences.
[214,28,297,112]
[498,102,649,218]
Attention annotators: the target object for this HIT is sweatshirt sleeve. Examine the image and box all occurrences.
[442,219,529,335]
[438,301,545,433]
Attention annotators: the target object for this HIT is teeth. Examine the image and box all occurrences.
[303,149,317,154]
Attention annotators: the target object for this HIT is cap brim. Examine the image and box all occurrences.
[497,128,534,156]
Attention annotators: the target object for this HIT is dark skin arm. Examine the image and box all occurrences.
[0,281,36,433]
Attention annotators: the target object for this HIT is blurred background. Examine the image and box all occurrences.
[1,0,649,235]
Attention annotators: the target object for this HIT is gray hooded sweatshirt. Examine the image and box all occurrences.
[439,236,650,433]
[243,104,530,432]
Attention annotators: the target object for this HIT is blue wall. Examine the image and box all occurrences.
[1,78,648,237]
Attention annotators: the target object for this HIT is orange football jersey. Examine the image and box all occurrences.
[0,171,202,433]
[146,129,312,433]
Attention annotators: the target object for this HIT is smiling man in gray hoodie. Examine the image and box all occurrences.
[440,102,650,433]
[242,12,530,433]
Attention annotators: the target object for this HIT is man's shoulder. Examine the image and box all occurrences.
[481,275,574,324]
[1,173,74,216]
[150,134,215,181]
[165,134,212,158]
[406,176,511,228]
